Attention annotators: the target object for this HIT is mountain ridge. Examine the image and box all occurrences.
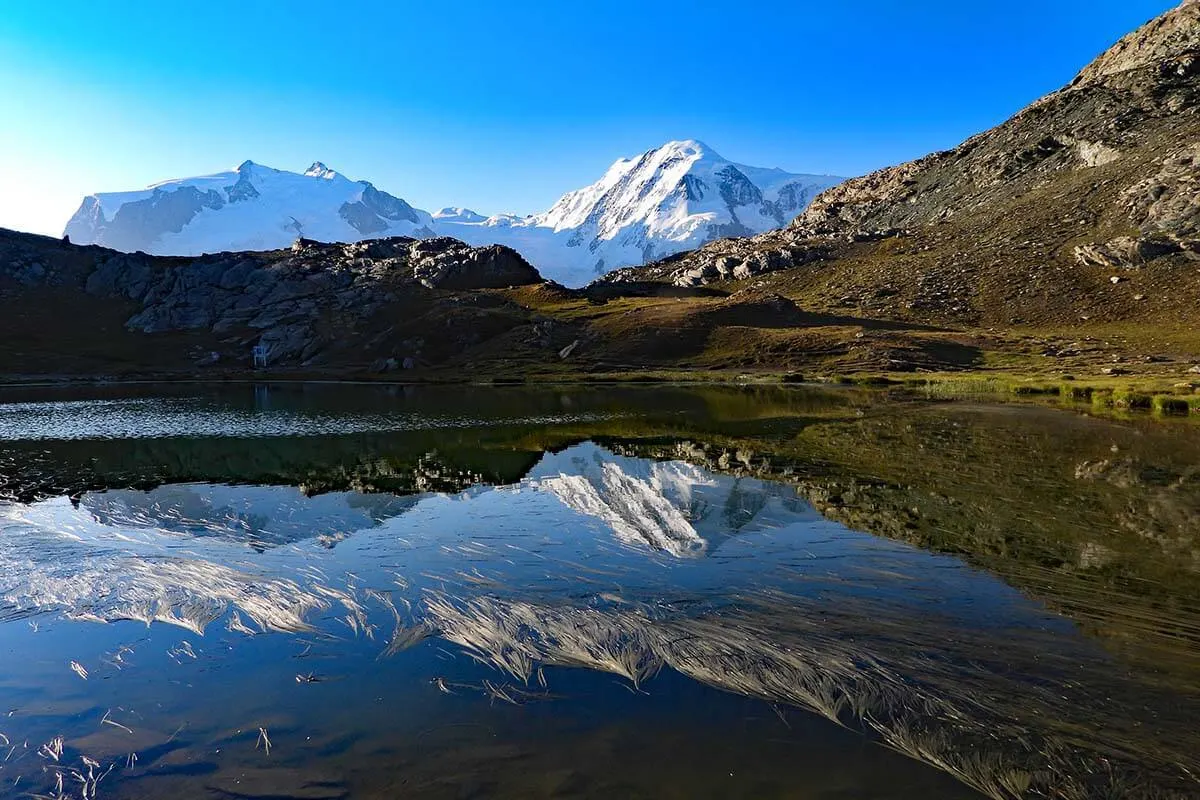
[3,2,1198,390]
[63,140,844,286]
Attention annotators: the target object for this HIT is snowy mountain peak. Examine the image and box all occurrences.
[64,161,434,256]
[432,207,487,223]
[304,162,338,179]
[480,139,844,282]
[656,138,714,158]
[63,142,845,287]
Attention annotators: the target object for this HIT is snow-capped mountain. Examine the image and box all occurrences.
[444,140,842,284]
[431,207,487,224]
[64,159,437,256]
[64,141,843,286]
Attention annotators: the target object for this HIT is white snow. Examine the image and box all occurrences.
[524,442,821,557]
[64,141,844,286]
[67,160,435,257]
[432,207,486,223]
[435,140,844,285]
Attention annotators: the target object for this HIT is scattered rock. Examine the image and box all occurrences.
[1076,236,1181,269]
[666,243,829,287]
[370,357,400,372]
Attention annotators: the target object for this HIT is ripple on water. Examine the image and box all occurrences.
[0,396,624,441]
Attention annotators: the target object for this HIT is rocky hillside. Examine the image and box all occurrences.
[790,0,1200,254]
[0,229,554,376]
[606,1,1200,334]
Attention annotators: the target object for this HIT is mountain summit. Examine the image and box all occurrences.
[1072,0,1200,84]
[463,139,841,282]
[63,142,842,286]
[64,161,434,256]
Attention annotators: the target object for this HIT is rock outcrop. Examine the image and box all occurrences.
[602,237,831,288]
[786,0,1200,248]
[0,230,544,366]
[1073,235,1185,268]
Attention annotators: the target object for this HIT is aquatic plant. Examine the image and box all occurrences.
[421,589,1199,799]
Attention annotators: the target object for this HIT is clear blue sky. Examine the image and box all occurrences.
[0,0,1179,236]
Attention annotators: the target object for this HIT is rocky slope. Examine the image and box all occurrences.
[605,1,1200,334]
[0,228,550,373]
[789,0,1200,256]
[64,141,842,287]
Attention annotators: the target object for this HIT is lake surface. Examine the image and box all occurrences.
[0,383,1197,799]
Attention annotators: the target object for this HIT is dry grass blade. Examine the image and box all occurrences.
[418,588,1200,800]
[256,727,272,756]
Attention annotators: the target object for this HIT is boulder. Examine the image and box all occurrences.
[410,241,542,290]
[1074,235,1181,268]
[668,243,828,287]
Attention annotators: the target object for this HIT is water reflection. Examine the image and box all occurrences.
[525,443,818,556]
[80,485,418,549]
[0,497,349,634]
[0,385,1196,798]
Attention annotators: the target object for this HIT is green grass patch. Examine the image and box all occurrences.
[919,377,1009,398]
[1011,385,1061,396]
[1111,389,1153,410]
[850,375,900,387]
[1153,395,1192,416]
[1061,384,1094,401]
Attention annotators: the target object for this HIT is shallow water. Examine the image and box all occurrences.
[0,384,1197,799]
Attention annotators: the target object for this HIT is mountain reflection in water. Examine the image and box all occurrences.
[0,384,1196,799]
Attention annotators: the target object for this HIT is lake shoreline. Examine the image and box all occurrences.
[3,366,1198,420]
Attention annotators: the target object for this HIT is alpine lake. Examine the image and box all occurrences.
[0,383,1196,799]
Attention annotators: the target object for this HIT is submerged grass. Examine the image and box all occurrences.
[882,370,1200,419]
[421,590,1198,800]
